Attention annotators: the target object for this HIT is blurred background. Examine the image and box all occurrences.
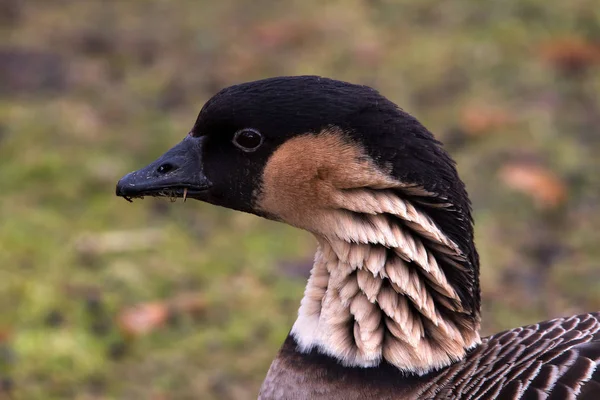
[1,0,600,398]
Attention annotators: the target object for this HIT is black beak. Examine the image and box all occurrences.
[116,135,211,202]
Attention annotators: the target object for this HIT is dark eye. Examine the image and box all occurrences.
[233,128,263,152]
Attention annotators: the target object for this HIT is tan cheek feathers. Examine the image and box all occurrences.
[257,128,397,233]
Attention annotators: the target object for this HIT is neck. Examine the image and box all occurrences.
[290,189,481,375]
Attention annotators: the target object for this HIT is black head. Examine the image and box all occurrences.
[116,76,478,311]
[117,77,464,210]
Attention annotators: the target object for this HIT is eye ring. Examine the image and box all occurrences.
[233,128,263,152]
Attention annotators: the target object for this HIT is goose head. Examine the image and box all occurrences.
[116,76,481,374]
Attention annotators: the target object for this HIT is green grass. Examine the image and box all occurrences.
[1,0,600,398]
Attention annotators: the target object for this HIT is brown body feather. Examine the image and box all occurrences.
[260,313,600,399]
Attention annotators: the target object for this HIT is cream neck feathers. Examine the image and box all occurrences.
[291,188,481,375]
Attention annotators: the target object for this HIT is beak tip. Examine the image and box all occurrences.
[115,179,136,202]
[115,174,134,199]
[115,175,126,196]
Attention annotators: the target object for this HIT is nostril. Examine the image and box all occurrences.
[156,163,175,174]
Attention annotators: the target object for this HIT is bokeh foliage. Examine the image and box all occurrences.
[1,0,600,398]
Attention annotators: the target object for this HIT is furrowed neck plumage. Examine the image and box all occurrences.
[257,130,481,375]
[291,187,481,374]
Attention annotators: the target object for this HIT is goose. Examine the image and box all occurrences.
[115,76,600,399]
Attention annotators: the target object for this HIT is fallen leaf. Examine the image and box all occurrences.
[169,293,207,316]
[499,162,567,209]
[252,18,313,50]
[459,105,514,136]
[539,36,600,73]
[117,302,169,337]
[0,327,12,343]
[117,293,206,337]
[352,39,383,67]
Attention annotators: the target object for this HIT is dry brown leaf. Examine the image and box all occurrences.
[117,293,206,337]
[459,105,514,136]
[117,302,169,337]
[499,162,567,209]
[169,293,207,316]
[353,39,383,67]
[252,19,313,50]
[0,327,12,343]
[539,36,600,73]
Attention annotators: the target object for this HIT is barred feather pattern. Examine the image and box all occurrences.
[291,189,481,374]
[261,312,600,399]
[418,312,600,399]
